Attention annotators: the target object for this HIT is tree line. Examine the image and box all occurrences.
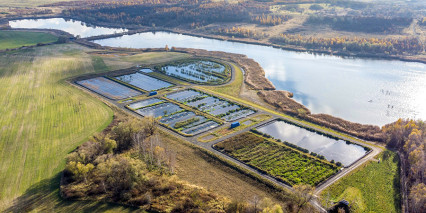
[305,15,413,33]
[214,27,267,40]
[251,14,290,26]
[63,1,272,28]
[270,34,423,55]
[382,119,425,213]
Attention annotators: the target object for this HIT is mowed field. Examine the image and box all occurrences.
[0,44,117,211]
[200,62,243,97]
[0,0,74,7]
[0,31,58,50]
[320,150,401,213]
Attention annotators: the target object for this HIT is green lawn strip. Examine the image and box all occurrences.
[196,86,382,149]
[214,132,339,186]
[200,62,244,97]
[91,56,110,72]
[0,31,58,50]
[122,51,190,64]
[0,0,73,7]
[320,150,400,213]
[0,44,113,210]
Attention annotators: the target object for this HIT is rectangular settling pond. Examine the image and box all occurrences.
[130,98,220,136]
[77,77,142,100]
[257,120,367,166]
[115,72,173,91]
[167,89,255,121]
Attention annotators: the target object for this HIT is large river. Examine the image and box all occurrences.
[10,18,426,126]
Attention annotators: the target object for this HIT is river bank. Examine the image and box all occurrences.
[3,15,426,64]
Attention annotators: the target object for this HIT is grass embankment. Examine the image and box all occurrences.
[0,31,58,50]
[96,51,191,71]
[320,150,401,213]
[122,51,190,64]
[201,62,243,97]
[214,132,339,186]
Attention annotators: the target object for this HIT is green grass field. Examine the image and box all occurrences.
[0,0,73,7]
[215,132,339,186]
[0,31,58,50]
[320,150,401,213]
[0,44,134,211]
[201,62,243,97]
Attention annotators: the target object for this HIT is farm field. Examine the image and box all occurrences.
[0,0,72,7]
[167,89,255,121]
[0,44,115,211]
[214,132,339,186]
[320,150,401,213]
[0,31,57,50]
[157,59,231,84]
[92,51,191,71]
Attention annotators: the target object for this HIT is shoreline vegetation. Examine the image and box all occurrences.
[44,0,425,63]
[1,15,425,64]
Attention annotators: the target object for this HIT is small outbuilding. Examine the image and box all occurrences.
[149,91,158,96]
[230,122,240,129]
